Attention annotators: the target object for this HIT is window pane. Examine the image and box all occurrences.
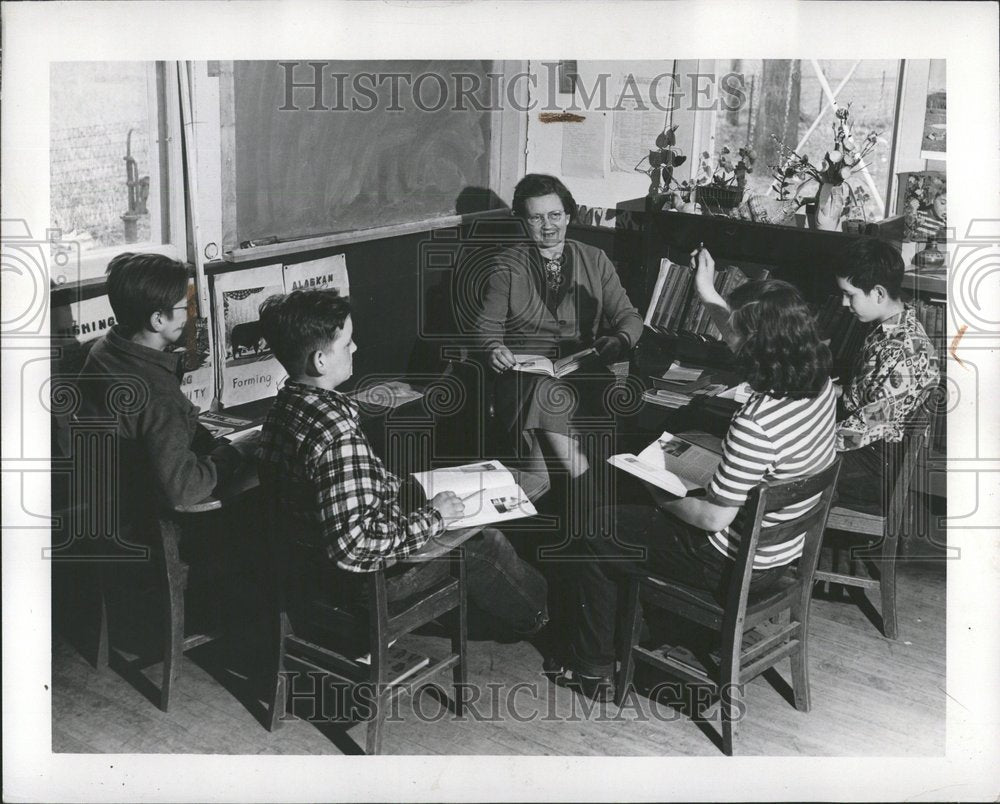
[50,62,160,264]
[713,59,900,219]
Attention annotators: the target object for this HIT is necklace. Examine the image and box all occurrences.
[542,253,565,291]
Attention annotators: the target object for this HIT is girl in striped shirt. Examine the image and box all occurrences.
[562,253,837,700]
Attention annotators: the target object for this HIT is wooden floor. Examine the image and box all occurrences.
[51,558,946,757]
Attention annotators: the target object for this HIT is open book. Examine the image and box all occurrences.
[412,460,537,531]
[512,348,597,378]
[608,431,724,498]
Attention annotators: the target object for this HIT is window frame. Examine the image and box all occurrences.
[52,60,188,285]
[686,59,906,221]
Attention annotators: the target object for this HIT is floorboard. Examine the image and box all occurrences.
[51,560,945,756]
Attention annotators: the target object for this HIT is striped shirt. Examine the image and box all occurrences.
[705,380,837,569]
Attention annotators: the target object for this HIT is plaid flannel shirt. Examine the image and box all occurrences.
[836,305,939,452]
[257,381,442,572]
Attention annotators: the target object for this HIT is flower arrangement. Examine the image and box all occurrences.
[769,104,882,189]
[767,103,886,228]
[697,145,756,191]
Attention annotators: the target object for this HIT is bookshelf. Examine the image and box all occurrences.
[618,199,947,503]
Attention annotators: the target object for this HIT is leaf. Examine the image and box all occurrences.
[655,132,670,149]
[672,154,687,168]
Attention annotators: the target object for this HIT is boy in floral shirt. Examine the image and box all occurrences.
[833,239,940,512]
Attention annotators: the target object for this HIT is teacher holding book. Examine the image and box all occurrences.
[474,174,644,480]
[558,254,838,701]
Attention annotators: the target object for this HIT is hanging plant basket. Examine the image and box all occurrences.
[695,185,744,215]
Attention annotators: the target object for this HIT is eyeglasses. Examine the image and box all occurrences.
[525,211,567,227]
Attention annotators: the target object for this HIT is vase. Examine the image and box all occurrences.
[814,182,847,231]
[913,237,947,270]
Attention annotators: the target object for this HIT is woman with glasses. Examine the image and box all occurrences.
[474,173,643,483]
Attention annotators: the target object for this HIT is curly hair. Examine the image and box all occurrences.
[511,173,578,221]
[727,279,831,399]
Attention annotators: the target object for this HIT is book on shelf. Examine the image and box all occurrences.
[608,431,724,498]
[411,460,537,531]
[512,348,596,378]
[643,259,762,339]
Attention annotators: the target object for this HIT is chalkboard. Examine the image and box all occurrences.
[233,60,496,245]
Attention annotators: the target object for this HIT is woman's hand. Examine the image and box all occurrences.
[489,345,517,373]
[430,491,465,524]
[594,334,628,365]
[690,245,719,304]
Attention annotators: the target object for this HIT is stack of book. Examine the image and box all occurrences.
[642,362,729,409]
[644,259,758,339]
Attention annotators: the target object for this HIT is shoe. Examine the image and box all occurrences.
[571,671,615,703]
[542,653,565,677]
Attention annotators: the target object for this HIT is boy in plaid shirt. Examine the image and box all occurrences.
[257,290,547,634]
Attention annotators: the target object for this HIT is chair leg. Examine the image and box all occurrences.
[95,564,109,672]
[451,550,468,717]
[159,519,187,712]
[267,614,290,731]
[789,628,811,712]
[720,680,742,757]
[365,652,389,756]
[719,623,742,756]
[880,532,900,640]
[615,579,642,707]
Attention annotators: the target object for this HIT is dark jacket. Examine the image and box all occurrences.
[77,327,240,526]
[474,239,644,356]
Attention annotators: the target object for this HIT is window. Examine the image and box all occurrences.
[706,59,901,220]
[49,61,186,283]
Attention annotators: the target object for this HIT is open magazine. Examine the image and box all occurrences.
[411,460,537,531]
[512,348,597,378]
[608,431,724,498]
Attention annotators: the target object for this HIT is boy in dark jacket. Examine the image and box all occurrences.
[77,253,257,535]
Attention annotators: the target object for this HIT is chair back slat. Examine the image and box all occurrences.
[722,459,842,629]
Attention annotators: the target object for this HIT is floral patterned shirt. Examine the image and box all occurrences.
[836,305,940,451]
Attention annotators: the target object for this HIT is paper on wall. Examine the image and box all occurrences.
[561,112,607,178]
[611,76,671,173]
[212,263,286,407]
[282,253,349,296]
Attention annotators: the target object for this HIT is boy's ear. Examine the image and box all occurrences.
[146,309,166,333]
[304,348,324,377]
[871,284,889,303]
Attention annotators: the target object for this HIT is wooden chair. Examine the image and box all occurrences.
[615,459,842,756]
[265,530,468,755]
[53,373,260,712]
[94,493,256,711]
[814,418,930,640]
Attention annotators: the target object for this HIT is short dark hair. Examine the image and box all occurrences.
[511,173,578,221]
[105,252,189,335]
[728,279,832,399]
[835,238,905,299]
[258,289,351,377]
